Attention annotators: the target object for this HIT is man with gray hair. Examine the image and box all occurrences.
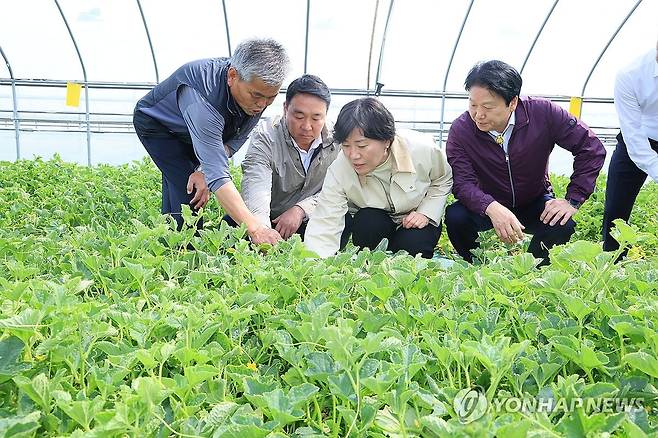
[133,38,290,244]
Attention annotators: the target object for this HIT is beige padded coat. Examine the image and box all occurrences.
[304,129,453,257]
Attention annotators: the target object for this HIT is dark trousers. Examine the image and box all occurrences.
[222,214,308,239]
[343,208,442,259]
[137,132,200,230]
[602,133,658,251]
[445,194,576,264]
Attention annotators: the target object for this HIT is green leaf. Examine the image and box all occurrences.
[553,240,602,264]
[0,337,29,383]
[304,352,336,379]
[243,376,278,396]
[95,340,136,357]
[420,413,452,436]
[374,406,401,434]
[0,411,41,438]
[243,376,279,411]
[510,252,538,275]
[362,365,400,397]
[134,349,157,369]
[462,336,529,377]
[56,397,105,430]
[623,419,649,437]
[584,412,625,435]
[551,335,579,362]
[132,376,170,407]
[287,383,319,407]
[362,332,386,354]
[327,371,357,403]
[494,419,532,438]
[203,401,239,431]
[580,344,608,369]
[261,389,302,425]
[123,260,154,282]
[609,316,645,339]
[610,219,639,246]
[185,364,220,387]
[558,292,594,322]
[359,358,380,380]
[212,424,270,438]
[0,308,43,346]
[556,410,585,437]
[192,323,222,349]
[159,341,177,362]
[623,352,658,378]
[13,373,52,412]
[388,269,416,289]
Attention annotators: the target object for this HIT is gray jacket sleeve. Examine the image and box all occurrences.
[240,124,274,227]
[177,85,231,192]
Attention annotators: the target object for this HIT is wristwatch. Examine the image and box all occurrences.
[567,198,582,209]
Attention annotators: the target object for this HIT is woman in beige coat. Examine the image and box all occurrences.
[304,98,453,258]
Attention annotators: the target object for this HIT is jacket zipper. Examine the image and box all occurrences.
[504,149,516,207]
[375,177,395,212]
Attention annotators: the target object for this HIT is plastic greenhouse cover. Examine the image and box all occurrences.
[0,0,656,168]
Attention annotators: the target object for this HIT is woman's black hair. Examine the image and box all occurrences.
[333,97,395,143]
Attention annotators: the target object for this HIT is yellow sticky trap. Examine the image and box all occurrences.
[66,82,82,107]
[568,97,582,119]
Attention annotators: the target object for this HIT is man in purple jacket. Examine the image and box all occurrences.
[445,60,606,265]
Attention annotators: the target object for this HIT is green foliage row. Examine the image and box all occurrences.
[0,157,656,437]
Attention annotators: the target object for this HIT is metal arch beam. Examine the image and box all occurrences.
[53,0,92,166]
[221,0,232,57]
[520,0,559,74]
[366,0,380,94]
[136,0,159,83]
[0,79,617,104]
[304,0,310,73]
[373,0,395,96]
[580,0,642,97]
[0,45,20,159]
[438,0,474,147]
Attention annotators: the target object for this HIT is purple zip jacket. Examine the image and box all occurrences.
[446,96,606,216]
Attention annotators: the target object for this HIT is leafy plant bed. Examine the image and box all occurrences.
[0,158,656,437]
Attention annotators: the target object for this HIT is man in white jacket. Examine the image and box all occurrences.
[603,40,658,251]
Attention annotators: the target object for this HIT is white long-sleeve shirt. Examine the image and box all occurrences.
[614,48,658,181]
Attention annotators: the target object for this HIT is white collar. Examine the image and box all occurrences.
[291,136,322,154]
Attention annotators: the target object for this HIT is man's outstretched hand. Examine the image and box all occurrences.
[485,201,526,244]
[248,226,283,245]
[272,206,305,239]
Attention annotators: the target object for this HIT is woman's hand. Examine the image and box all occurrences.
[401,211,430,229]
